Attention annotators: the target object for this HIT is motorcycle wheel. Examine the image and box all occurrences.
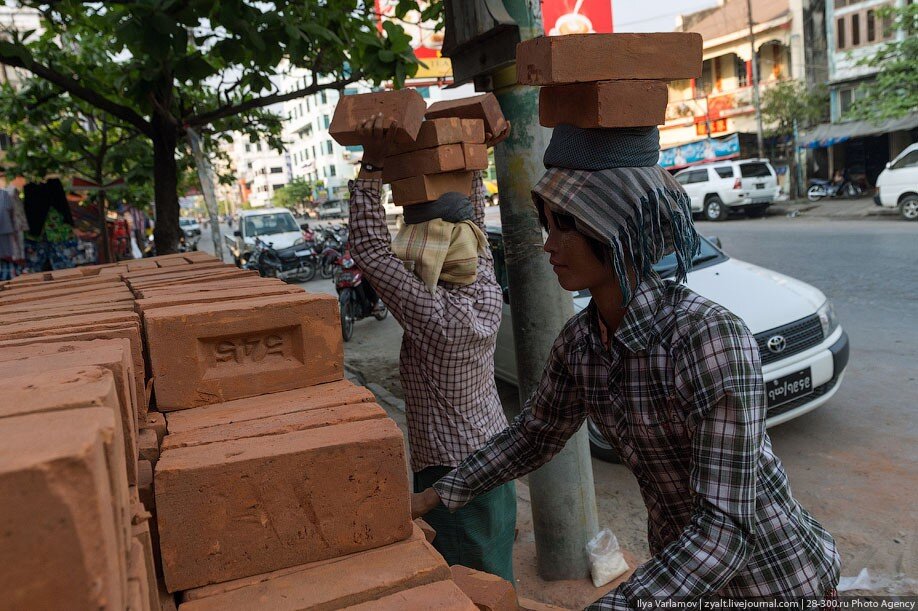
[320,260,335,280]
[339,289,355,342]
[294,261,317,283]
[373,304,388,321]
[807,185,826,201]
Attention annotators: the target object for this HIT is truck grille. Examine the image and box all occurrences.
[754,314,824,366]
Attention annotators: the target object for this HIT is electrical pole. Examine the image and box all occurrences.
[746,0,765,158]
[488,0,599,581]
[185,127,225,261]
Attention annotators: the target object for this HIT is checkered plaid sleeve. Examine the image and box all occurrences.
[587,315,765,610]
[433,329,587,510]
[348,179,445,340]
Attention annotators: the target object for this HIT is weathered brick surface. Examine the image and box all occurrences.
[0,324,146,415]
[0,310,138,336]
[346,580,478,611]
[516,33,703,85]
[138,427,160,466]
[164,379,375,434]
[135,284,299,312]
[135,277,285,299]
[157,257,190,268]
[144,293,342,410]
[391,171,476,206]
[183,251,219,264]
[178,537,449,610]
[124,261,228,279]
[0,302,135,324]
[144,411,167,444]
[180,523,427,602]
[450,565,519,611]
[330,89,426,146]
[131,503,161,611]
[128,537,154,611]
[393,117,486,154]
[161,401,386,451]
[155,418,412,592]
[0,408,128,610]
[539,80,669,128]
[383,143,487,183]
[426,93,507,138]
[0,291,133,315]
[49,267,85,280]
[0,284,131,306]
[0,344,139,483]
[128,268,255,291]
[138,459,154,514]
[127,259,160,271]
[0,274,120,295]
[415,518,437,544]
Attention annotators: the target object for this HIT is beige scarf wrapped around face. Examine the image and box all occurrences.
[391,218,488,293]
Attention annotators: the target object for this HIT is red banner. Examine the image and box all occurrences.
[542,0,614,36]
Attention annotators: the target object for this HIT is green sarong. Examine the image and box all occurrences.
[414,465,517,584]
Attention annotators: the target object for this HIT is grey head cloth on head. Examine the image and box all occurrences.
[534,125,700,304]
[402,191,474,225]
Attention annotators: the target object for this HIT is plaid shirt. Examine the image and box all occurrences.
[349,174,508,472]
[434,276,840,605]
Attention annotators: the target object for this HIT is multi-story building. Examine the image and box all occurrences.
[798,0,915,185]
[659,0,828,190]
[227,132,293,208]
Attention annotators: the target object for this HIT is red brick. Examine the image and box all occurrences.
[161,401,386,451]
[155,418,412,592]
[183,251,220,264]
[135,277,285,299]
[144,411,168,444]
[164,379,375,434]
[0,324,147,415]
[391,171,476,206]
[516,33,703,85]
[135,284,300,312]
[330,89,426,146]
[138,459,154,514]
[128,537,156,611]
[49,267,85,280]
[0,284,131,306]
[139,427,160,466]
[0,302,135,324]
[0,408,128,610]
[426,93,507,139]
[178,536,448,610]
[180,523,428,602]
[127,259,161,271]
[144,293,342,410]
[0,291,133,315]
[0,344,140,483]
[383,143,471,183]
[127,269,255,291]
[415,518,437,543]
[539,80,669,128]
[450,565,519,611]
[157,257,190,268]
[124,261,228,279]
[0,274,122,295]
[393,117,486,154]
[346,580,478,611]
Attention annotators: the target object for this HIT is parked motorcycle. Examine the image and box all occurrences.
[245,236,317,283]
[807,176,865,201]
[334,249,387,342]
[317,226,347,279]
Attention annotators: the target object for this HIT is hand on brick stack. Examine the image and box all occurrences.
[356,112,400,174]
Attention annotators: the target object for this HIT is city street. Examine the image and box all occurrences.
[202,212,918,594]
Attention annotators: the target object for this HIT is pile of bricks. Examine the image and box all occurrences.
[515,32,703,128]
[330,90,505,205]
[0,252,522,609]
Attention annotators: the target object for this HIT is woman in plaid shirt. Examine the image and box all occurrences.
[413,125,841,607]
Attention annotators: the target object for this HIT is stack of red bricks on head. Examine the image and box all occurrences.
[330,89,507,205]
[515,33,703,128]
[0,252,494,609]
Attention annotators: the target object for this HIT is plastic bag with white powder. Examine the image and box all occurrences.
[586,528,629,588]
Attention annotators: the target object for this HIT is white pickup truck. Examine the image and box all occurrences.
[225,208,305,266]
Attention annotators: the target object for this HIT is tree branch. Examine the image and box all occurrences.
[185,74,361,129]
[0,47,153,137]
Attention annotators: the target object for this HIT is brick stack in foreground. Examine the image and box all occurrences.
[0,252,487,609]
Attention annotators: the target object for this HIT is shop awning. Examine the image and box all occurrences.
[799,115,918,149]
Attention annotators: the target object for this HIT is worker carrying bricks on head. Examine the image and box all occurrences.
[344,105,516,582]
[412,33,841,607]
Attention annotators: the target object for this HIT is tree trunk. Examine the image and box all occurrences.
[151,109,181,255]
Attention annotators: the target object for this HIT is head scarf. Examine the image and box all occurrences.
[533,126,699,304]
[392,192,486,293]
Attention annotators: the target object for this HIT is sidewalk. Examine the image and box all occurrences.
[769,196,900,220]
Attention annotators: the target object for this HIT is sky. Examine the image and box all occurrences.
[612,0,721,32]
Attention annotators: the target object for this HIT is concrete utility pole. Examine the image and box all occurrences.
[746,0,766,158]
[185,127,225,261]
[489,0,599,581]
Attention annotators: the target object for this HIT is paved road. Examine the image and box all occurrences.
[201,213,918,592]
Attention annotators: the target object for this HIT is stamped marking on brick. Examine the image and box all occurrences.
[199,326,302,378]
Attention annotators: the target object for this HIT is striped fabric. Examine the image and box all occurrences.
[434,276,841,606]
[532,165,699,304]
[391,218,487,294]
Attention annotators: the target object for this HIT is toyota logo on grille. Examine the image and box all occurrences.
[767,335,787,354]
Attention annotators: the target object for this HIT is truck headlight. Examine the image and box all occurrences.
[817,300,839,338]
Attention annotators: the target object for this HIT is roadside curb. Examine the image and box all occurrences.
[344,364,405,413]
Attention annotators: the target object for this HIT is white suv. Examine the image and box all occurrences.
[675,159,781,221]
[874,143,918,220]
